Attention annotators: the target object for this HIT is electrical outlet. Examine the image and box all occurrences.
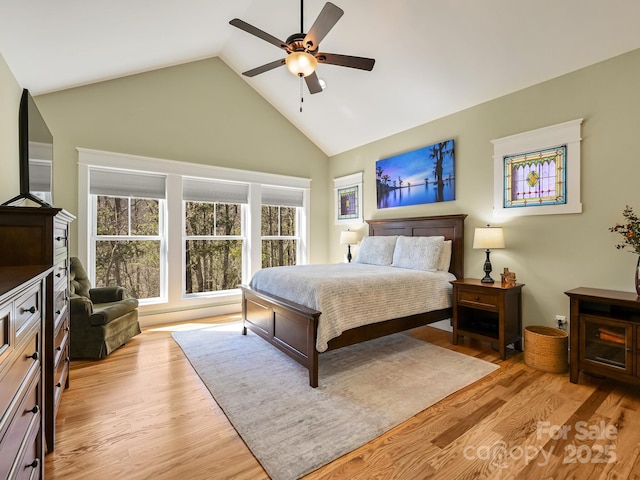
[556,315,567,330]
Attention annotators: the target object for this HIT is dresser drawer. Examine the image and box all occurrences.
[53,288,68,332]
[53,320,69,368]
[53,221,69,250]
[53,258,68,290]
[458,288,499,311]
[14,444,41,480]
[0,304,9,363]
[0,333,39,430]
[53,352,69,414]
[15,283,42,339]
[0,374,40,480]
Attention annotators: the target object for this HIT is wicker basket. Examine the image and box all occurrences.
[524,326,568,374]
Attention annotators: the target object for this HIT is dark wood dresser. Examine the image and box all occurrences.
[0,265,51,480]
[0,206,75,452]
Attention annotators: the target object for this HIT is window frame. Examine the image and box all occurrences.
[78,148,311,319]
[260,204,301,267]
[183,200,246,298]
[90,194,167,305]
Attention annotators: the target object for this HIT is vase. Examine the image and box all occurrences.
[636,257,640,296]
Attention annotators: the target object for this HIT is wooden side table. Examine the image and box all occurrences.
[451,278,525,359]
[565,287,640,385]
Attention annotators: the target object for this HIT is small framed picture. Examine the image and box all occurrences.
[334,172,363,224]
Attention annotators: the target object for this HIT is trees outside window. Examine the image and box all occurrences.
[94,196,162,299]
[261,205,297,268]
[83,155,309,310]
[184,201,243,294]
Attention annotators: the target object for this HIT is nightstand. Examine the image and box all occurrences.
[451,278,525,359]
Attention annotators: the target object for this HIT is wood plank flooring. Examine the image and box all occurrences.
[44,316,640,479]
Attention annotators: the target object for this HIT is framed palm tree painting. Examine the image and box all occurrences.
[376,139,455,209]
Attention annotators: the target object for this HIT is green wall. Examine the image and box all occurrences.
[329,48,640,329]
[34,57,330,263]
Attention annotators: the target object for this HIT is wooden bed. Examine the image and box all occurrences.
[239,214,467,387]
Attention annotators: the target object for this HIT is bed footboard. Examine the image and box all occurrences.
[240,285,322,387]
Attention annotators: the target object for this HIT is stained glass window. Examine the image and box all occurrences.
[503,146,566,208]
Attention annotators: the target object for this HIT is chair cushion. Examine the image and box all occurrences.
[90,298,139,326]
[70,256,91,298]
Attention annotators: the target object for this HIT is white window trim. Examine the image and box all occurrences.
[78,148,311,319]
[90,195,168,306]
[492,119,583,217]
[260,204,301,266]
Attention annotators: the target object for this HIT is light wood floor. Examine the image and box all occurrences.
[45,315,640,479]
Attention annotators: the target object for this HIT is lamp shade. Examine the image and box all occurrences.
[340,230,359,245]
[285,51,318,77]
[473,227,505,249]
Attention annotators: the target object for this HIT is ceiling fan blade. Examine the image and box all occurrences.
[242,59,286,77]
[317,53,375,71]
[229,18,289,51]
[305,72,323,94]
[303,2,344,51]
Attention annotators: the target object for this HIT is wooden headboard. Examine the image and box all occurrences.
[367,214,467,280]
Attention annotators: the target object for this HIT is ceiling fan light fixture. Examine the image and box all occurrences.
[285,51,317,77]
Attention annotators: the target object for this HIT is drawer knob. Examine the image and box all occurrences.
[56,309,61,314]
[27,459,39,469]
[474,296,480,301]
[65,356,70,362]
[26,352,39,361]
[25,405,39,415]
[65,326,70,332]
[56,273,62,278]
[21,306,37,314]
[56,345,62,351]
[56,382,62,388]
[56,236,67,241]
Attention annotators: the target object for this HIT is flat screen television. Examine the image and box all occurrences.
[3,88,53,206]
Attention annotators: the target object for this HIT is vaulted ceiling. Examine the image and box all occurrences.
[1,0,639,156]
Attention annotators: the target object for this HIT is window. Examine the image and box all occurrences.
[182,177,248,296]
[90,168,167,303]
[261,186,304,268]
[492,119,582,217]
[79,148,310,318]
[94,196,162,299]
[184,201,243,294]
[262,205,297,268]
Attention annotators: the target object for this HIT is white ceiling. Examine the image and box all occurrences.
[1,0,639,156]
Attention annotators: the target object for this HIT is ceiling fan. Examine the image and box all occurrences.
[229,1,375,95]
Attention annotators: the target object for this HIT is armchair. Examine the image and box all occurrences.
[69,257,141,359]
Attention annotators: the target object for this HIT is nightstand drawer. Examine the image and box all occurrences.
[458,289,499,310]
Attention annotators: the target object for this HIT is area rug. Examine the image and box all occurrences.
[172,323,499,480]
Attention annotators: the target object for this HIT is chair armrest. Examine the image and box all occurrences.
[90,298,139,326]
[69,295,93,321]
[89,286,127,303]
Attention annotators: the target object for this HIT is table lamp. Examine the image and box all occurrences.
[340,230,359,263]
[473,225,505,283]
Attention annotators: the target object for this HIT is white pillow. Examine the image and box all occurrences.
[354,235,398,266]
[437,240,452,271]
[391,235,445,272]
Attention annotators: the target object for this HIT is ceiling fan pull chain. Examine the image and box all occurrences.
[299,74,304,112]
